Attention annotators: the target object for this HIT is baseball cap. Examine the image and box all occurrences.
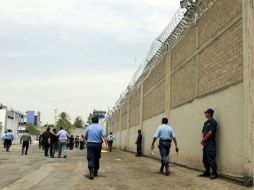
[204,108,214,115]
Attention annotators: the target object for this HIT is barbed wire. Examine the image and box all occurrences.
[108,0,217,117]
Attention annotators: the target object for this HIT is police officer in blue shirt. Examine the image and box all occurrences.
[3,129,14,152]
[199,108,218,179]
[84,116,108,180]
[107,132,114,152]
[151,118,179,176]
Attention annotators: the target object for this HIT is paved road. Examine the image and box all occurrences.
[0,144,251,190]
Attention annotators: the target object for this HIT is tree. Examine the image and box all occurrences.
[73,116,84,128]
[42,124,55,128]
[25,124,40,136]
[56,112,73,132]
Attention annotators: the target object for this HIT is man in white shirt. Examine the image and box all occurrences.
[107,132,114,152]
[56,127,70,158]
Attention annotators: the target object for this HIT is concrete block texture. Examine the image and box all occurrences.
[107,0,253,181]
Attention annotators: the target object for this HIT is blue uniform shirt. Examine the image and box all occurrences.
[107,135,114,141]
[84,124,106,143]
[154,124,176,140]
[202,119,217,145]
[4,132,14,140]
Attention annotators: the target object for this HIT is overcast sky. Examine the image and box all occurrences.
[0,0,179,124]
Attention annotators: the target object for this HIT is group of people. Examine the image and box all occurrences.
[39,127,86,158]
[85,108,217,181]
[133,108,217,179]
[1,107,218,181]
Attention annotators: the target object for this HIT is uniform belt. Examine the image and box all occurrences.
[87,142,102,144]
[160,139,172,142]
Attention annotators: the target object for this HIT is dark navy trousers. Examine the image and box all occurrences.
[203,144,217,173]
[159,140,171,167]
[87,143,102,171]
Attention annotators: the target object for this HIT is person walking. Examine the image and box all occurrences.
[84,116,108,180]
[135,130,142,157]
[199,108,218,179]
[2,131,7,148]
[107,132,114,152]
[69,135,74,150]
[56,127,69,158]
[3,129,14,152]
[49,128,58,158]
[41,127,51,157]
[151,118,179,176]
[20,130,31,155]
[79,135,85,150]
[74,135,79,149]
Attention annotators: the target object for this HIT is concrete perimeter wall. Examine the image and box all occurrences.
[107,0,253,181]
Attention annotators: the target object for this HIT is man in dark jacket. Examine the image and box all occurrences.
[135,129,142,157]
[50,128,58,158]
[41,127,51,157]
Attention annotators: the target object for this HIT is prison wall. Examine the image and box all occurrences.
[106,0,253,180]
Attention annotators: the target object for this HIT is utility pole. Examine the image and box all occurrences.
[54,109,57,126]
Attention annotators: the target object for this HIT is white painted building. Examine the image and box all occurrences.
[0,103,25,143]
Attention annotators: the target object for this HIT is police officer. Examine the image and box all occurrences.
[107,132,114,152]
[84,116,108,180]
[199,108,218,179]
[151,118,179,176]
[135,130,142,157]
[4,129,14,152]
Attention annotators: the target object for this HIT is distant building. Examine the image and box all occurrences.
[87,110,106,125]
[0,103,25,140]
[25,111,41,127]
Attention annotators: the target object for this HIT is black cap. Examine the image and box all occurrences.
[204,108,214,115]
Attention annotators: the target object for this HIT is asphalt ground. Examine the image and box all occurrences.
[0,144,252,190]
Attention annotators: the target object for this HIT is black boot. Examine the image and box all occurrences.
[210,172,218,180]
[94,169,98,177]
[198,171,211,177]
[160,165,164,173]
[165,166,170,176]
[89,168,94,180]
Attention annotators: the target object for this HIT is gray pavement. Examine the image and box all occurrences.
[0,144,251,190]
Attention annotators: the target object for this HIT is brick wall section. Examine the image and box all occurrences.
[198,0,221,47]
[199,0,242,47]
[121,103,128,130]
[154,81,166,115]
[172,25,196,71]
[115,110,120,132]
[143,71,154,94]
[220,0,242,29]
[171,58,198,108]
[198,20,243,96]
[143,90,154,120]
[111,114,115,133]
[154,58,166,84]
[129,87,141,127]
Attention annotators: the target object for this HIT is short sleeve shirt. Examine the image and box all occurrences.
[202,119,217,145]
[4,132,14,140]
[154,124,176,140]
[84,124,106,143]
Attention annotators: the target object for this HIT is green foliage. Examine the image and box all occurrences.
[25,124,40,136]
[56,112,73,132]
[42,124,55,128]
[73,116,84,128]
